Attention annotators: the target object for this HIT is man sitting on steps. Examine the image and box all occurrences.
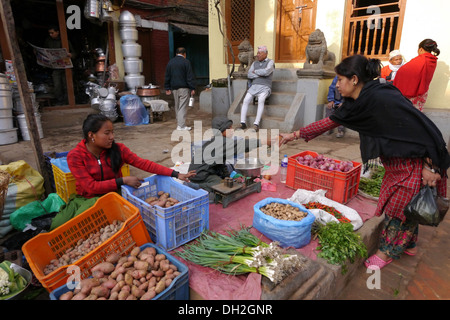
[238,45,275,132]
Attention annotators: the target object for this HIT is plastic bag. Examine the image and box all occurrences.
[0,161,45,237]
[252,197,315,248]
[119,94,149,126]
[9,193,65,231]
[404,186,449,226]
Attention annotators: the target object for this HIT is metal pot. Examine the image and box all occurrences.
[91,97,101,109]
[124,75,145,90]
[0,91,13,109]
[123,58,143,74]
[119,10,137,26]
[234,158,264,178]
[0,73,9,84]
[136,86,160,97]
[120,28,138,41]
[101,99,116,111]
[121,43,141,58]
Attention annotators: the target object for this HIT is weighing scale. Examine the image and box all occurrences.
[211,158,264,208]
[211,177,261,208]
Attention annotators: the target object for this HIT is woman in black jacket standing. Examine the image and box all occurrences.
[280,55,449,270]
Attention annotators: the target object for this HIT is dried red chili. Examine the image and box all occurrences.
[303,202,351,223]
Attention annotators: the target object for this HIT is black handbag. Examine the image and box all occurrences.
[404,186,449,226]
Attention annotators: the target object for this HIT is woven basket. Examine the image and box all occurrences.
[0,169,11,221]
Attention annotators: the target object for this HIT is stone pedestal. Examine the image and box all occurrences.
[211,86,230,118]
[297,78,333,127]
[199,89,212,113]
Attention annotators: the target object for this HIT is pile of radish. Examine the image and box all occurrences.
[296,154,354,172]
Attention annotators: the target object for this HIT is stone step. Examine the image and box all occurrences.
[267,91,296,106]
[242,102,290,119]
[230,114,287,131]
[271,79,297,93]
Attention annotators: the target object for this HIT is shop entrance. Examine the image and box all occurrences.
[3,0,110,108]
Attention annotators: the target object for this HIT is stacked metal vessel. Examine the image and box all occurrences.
[119,11,145,91]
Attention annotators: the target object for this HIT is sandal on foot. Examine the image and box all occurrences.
[404,249,417,256]
[364,254,392,270]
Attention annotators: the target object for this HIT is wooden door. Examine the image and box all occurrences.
[276,0,317,62]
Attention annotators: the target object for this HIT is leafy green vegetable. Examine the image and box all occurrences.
[315,222,368,274]
[359,166,385,197]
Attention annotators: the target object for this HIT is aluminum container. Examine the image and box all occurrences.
[0,128,18,145]
[0,116,14,129]
[234,158,264,178]
[124,74,145,90]
[120,28,138,42]
[121,43,142,58]
[123,58,143,74]
[119,10,137,27]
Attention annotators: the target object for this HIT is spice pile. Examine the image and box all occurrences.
[176,227,305,284]
[260,203,308,221]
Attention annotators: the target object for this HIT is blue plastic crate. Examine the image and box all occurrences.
[121,175,209,251]
[49,243,189,300]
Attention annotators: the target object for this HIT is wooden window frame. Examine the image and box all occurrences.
[342,0,407,60]
[225,0,255,64]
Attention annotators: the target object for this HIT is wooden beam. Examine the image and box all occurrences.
[0,0,52,195]
[56,0,75,106]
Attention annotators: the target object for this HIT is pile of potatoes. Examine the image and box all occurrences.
[44,220,124,275]
[58,245,181,300]
[260,203,308,221]
[145,191,180,208]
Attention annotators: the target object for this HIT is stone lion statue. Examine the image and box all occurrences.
[237,39,256,72]
[303,29,335,71]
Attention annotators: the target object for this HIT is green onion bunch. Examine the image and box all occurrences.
[176,226,304,284]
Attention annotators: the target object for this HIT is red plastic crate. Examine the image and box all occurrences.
[286,151,362,204]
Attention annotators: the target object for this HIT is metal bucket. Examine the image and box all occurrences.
[0,128,18,145]
[17,113,44,140]
[0,116,14,129]
[0,108,13,117]
[0,90,13,109]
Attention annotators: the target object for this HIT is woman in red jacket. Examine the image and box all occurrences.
[67,113,195,198]
[393,39,440,111]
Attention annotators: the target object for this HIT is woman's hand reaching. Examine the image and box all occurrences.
[279,132,295,146]
[123,176,144,189]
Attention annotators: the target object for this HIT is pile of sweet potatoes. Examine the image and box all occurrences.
[145,191,180,208]
[43,220,124,275]
[58,246,181,300]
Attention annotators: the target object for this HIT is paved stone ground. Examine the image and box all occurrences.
[1,103,449,300]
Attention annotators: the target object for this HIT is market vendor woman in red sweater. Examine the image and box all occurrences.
[67,113,195,198]
[280,55,449,270]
